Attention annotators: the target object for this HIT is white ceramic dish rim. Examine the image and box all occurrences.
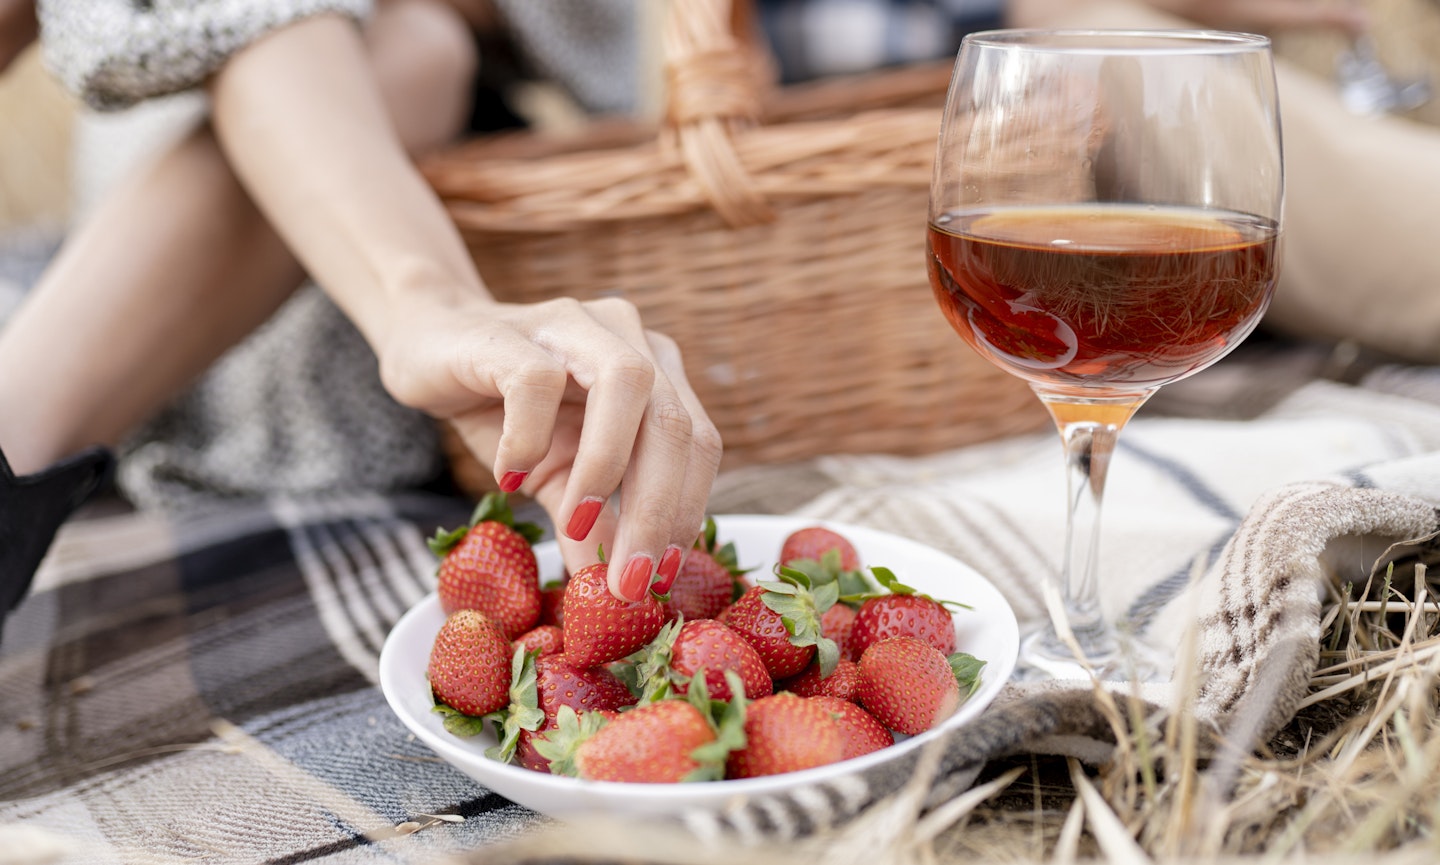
[378,514,1020,814]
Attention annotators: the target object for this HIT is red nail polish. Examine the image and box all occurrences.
[499,471,527,493]
[565,497,604,541]
[619,555,655,602]
[653,546,684,594]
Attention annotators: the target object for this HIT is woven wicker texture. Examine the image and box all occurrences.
[423,0,1047,493]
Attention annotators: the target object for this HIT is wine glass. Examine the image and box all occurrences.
[926,30,1283,680]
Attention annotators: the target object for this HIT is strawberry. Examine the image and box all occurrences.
[856,636,971,736]
[535,654,636,720]
[849,593,957,657]
[537,702,721,783]
[484,648,637,764]
[429,492,545,639]
[517,709,620,773]
[821,603,859,660]
[725,692,845,779]
[427,609,512,719]
[780,526,861,571]
[780,529,875,602]
[778,657,861,702]
[538,577,568,628]
[514,624,564,657]
[537,672,748,782]
[722,565,840,680]
[515,728,552,773]
[660,520,751,622]
[809,695,894,760]
[633,618,773,702]
[846,566,972,657]
[561,561,665,667]
[507,654,635,772]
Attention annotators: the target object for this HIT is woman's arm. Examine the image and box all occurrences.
[208,13,721,600]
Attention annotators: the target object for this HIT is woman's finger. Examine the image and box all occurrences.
[597,326,722,601]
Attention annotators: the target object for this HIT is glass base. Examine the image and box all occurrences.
[1014,624,1167,683]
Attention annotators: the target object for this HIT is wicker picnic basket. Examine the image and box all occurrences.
[423,0,1047,494]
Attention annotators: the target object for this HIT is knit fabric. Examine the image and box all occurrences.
[38,0,375,112]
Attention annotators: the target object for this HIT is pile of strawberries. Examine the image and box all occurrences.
[424,493,985,784]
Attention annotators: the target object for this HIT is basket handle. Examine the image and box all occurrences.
[662,0,775,227]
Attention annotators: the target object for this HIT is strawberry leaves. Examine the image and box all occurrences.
[784,548,873,602]
[486,647,546,763]
[948,651,986,698]
[631,618,685,703]
[760,565,841,678]
[427,491,544,558]
[848,566,974,611]
[431,702,488,738]
[532,705,610,778]
[683,671,748,782]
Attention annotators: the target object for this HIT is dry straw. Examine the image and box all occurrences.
[422,0,1048,495]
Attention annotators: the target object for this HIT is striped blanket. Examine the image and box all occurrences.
[3,341,1440,862]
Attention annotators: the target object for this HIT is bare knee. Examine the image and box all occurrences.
[368,0,479,155]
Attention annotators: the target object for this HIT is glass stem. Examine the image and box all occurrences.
[1034,388,1153,660]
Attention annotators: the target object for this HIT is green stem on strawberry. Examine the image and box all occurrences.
[531,705,610,778]
[761,565,841,678]
[630,618,684,703]
[485,646,546,763]
[949,651,987,699]
[839,565,975,612]
[682,670,748,782]
[426,491,544,558]
[784,549,875,606]
[430,701,489,738]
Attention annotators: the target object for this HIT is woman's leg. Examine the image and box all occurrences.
[0,0,477,476]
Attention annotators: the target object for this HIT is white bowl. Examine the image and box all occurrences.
[378,514,1019,818]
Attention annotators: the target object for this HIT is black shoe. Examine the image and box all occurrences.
[0,445,115,642]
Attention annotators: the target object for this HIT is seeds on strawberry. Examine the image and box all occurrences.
[722,586,816,679]
[535,654,636,721]
[856,636,961,736]
[561,562,665,668]
[514,624,564,657]
[821,602,859,660]
[809,695,894,760]
[725,692,845,779]
[509,656,635,772]
[555,700,719,783]
[430,492,545,639]
[849,593,957,658]
[427,609,512,718]
[780,526,861,571]
[778,656,861,702]
[661,549,737,622]
[538,577,568,628]
[636,619,773,702]
[660,518,751,622]
[723,560,841,681]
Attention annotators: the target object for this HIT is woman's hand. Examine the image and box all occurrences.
[378,293,723,602]
[210,13,722,602]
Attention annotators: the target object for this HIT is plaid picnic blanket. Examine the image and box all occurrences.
[4,339,1440,864]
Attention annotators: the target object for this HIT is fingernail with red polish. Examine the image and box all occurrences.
[653,546,684,594]
[619,555,655,602]
[498,471,527,493]
[565,496,605,541]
